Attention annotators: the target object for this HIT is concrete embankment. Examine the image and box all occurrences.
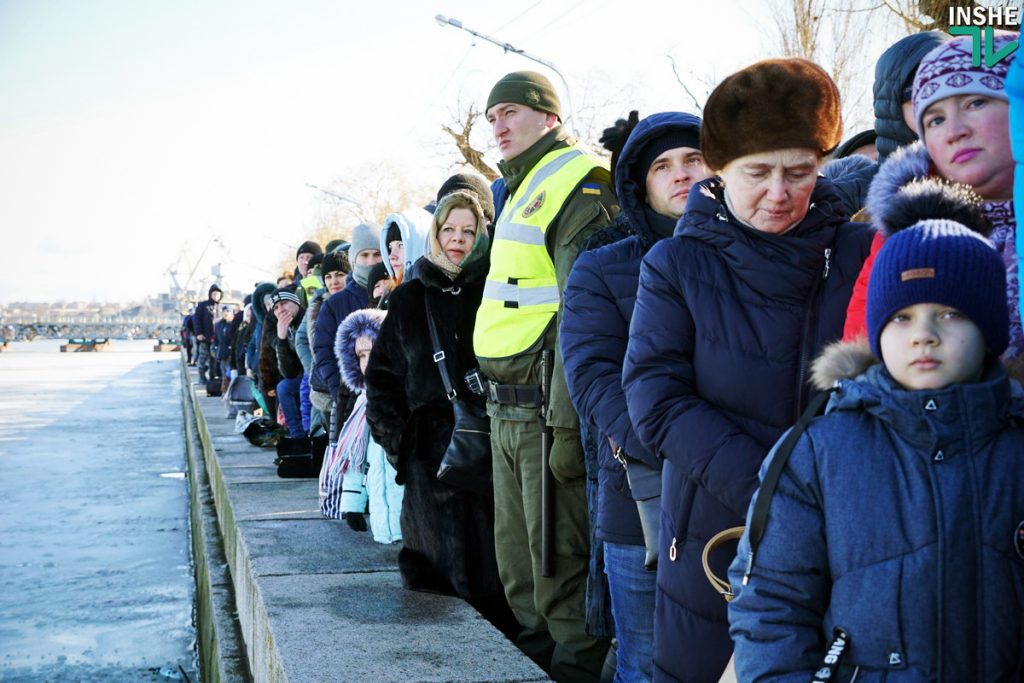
[181,359,550,683]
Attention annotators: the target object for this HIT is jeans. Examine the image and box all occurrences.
[276,377,305,437]
[603,542,656,683]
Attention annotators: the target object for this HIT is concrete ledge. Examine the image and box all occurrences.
[184,365,550,683]
[181,362,251,683]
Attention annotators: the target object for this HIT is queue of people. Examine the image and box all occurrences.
[184,28,1023,683]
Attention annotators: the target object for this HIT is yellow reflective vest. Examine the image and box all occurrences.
[474,145,607,359]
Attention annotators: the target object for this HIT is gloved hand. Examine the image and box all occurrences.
[230,369,239,380]
[549,427,587,484]
[342,512,368,532]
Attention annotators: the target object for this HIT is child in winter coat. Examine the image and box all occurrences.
[319,308,403,544]
[728,214,1024,681]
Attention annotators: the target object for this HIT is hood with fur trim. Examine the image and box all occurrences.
[811,338,1024,407]
[865,142,992,238]
[334,308,387,392]
[811,339,878,389]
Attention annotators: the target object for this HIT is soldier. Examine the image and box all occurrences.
[473,71,618,682]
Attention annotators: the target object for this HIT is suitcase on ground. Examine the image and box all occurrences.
[205,378,222,397]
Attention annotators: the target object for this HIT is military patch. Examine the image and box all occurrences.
[581,182,601,196]
[522,191,546,218]
[525,88,541,105]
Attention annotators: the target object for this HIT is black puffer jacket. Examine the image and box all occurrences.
[873,30,950,162]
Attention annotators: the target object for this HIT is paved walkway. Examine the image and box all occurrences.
[185,364,550,683]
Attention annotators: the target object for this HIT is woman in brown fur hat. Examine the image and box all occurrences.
[621,58,873,683]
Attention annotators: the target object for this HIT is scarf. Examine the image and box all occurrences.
[983,199,1021,360]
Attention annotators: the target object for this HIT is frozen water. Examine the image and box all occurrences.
[0,340,198,681]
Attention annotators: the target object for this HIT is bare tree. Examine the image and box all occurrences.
[768,0,879,133]
[441,104,500,181]
[276,163,436,276]
[878,0,1021,33]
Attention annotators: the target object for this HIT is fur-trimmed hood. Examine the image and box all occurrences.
[865,142,933,233]
[335,308,387,392]
[810,338,1024,424]
[810,339,878,389]
[865,142,992,238]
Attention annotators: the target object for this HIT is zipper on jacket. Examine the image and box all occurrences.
[793,248,832,420]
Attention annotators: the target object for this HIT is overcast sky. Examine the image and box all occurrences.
[0,0,897,305]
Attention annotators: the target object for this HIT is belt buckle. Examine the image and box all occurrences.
[486,380,500,403]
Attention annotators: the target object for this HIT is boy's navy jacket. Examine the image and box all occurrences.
[729,342,1024,682]
[622,175,871,682]
[312,277,368,397]
[562,111,699,545]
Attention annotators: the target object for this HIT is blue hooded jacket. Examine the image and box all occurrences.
[312,276,368,397]
[562,111,701,546]
[729,342,1024,681]
[622,174,871,682]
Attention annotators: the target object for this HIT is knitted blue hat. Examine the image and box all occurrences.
[867,220,1008,358]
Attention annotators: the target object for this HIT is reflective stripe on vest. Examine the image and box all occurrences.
[474,145,607,359]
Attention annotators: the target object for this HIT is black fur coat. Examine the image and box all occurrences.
[364,255,504,603]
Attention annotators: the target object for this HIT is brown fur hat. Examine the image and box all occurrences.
[701,58,842,171]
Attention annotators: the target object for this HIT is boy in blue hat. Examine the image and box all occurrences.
[728,217,1024,680]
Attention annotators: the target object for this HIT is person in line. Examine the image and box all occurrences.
[380,209,432,287]
[622,59,871,682]
[729,213,1024,681]
[365,188,516,635]
[314,223,381,449]
[561,111,710,683]
[474,70,619,682]
[270,286,307,438]
[319,307,403,544]
[194,283,223,385]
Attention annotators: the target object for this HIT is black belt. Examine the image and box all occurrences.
[486,380,543,407]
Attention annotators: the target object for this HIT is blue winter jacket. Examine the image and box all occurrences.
[312,277,367,397]
[562,111,700,545]
[729,343,1024,682]
[1009,56,1024,334]
[622,176,871,682]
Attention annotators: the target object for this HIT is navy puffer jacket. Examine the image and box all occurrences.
[622,176,871,682]
[562,111,700,545]
[312,277,367,397]
[730,343,1024,682]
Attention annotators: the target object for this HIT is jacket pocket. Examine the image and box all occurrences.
[664,475,697,563]
[828,557,908,672]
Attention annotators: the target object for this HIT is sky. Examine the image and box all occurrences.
[0,0,899,305]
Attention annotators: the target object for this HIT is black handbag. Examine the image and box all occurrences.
[425,295,492,495]
[274,435,319,479]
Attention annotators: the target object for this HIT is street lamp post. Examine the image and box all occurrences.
[435,14,576,134]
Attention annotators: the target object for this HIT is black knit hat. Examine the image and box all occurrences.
[436,173,495,223]
[366,262,390,298]
[487,71,561,120]
[321,250,350,276]
[296,240,323,259]
[867,221,1008,358]
[702,58,842,171]
[633,128,702,199]
[833,129,878,159]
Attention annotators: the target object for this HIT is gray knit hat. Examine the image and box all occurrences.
[349,222,382,287]
[486,71,561,120]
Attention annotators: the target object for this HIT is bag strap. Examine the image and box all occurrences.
[740,386,836,585]
[424,295,457,401]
